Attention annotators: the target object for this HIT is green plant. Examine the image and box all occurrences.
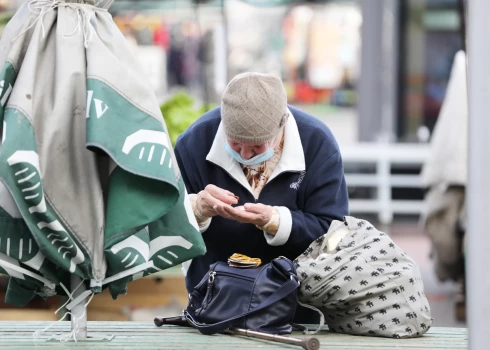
[160,91,215,146]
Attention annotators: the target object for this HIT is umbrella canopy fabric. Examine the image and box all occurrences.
[0,0,206,307]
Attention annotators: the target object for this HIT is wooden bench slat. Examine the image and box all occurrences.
[0,321,468,349]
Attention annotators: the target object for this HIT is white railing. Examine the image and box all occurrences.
[340,142,430,224]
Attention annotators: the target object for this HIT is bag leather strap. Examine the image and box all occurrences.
[185,276,299,335]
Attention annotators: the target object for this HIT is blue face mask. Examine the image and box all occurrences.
[224,142,275,166]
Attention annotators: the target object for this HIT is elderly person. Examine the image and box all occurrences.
[175,72,349,296]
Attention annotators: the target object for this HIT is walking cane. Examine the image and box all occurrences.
[154,316,320,350]
[225,327,320,350]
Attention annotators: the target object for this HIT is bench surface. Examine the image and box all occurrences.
[0,321,467,349]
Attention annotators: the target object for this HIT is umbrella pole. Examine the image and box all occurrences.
[70,274,87,340]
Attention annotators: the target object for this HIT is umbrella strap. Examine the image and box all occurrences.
[59,278,93,311]
[65,289,93,310]
[58,279,85,312]
[11,0,108,48]
[0,258,55,289]
[101,260,155,286]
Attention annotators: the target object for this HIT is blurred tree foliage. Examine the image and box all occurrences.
[160,91,215,146]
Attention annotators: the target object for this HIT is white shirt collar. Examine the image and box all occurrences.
[206,109,305,198]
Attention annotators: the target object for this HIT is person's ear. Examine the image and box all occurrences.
[279,112,288,127]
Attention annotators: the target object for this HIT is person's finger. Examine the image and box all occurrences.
[213,204,235,219]
[219,205,242,220]
[243,203,268,214]
[198,191,220,216]
[242,204,271,226]
[212,204,228,218]
[199,191,233,217]
[205,185,238,205]
[222,205,261,224]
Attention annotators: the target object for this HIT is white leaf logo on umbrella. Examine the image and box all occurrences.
[7,150,85,273]
[122,130,173,168]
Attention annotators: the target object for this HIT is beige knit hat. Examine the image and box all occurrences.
[221,72,288,143]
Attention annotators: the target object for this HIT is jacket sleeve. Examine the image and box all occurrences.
[175,136,200,195]
[175,136,213,233]
[264,150,349,257]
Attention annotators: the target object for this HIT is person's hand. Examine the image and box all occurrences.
[214,203,273,227]
[196,185,239,218]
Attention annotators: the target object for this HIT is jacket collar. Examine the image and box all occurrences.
[206,109,305,198]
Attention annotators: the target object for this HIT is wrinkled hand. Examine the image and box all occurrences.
[196,185,238,218]
[214,203,273,226]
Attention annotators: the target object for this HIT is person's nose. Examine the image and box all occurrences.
[240,148,255,160]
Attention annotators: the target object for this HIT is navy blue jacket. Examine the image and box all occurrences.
[175,106,349,291]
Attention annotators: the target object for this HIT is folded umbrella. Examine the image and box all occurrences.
[0,0,206,307]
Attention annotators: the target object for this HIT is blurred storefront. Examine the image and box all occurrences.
[398,0,463,142]
[360,0,464,143]
[281,2,360,107]
[107,0,463,145]
[106,1,361,109]
[0,0,465,141]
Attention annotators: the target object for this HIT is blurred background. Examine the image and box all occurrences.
[0,0,467,328]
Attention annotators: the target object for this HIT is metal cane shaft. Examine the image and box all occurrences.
[228,328,320,350]
[154,316,320,349]
[229,328,301,345]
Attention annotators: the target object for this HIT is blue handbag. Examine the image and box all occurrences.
[185,256,300,335]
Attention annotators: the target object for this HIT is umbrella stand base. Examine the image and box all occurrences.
[45,334,115,342]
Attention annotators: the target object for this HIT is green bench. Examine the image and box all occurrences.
[0,321,467,349]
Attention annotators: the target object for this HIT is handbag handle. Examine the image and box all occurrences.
[185,276,299,335]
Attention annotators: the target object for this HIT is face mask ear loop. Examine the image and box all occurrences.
[267,139,274,150]
[269,126,284,150]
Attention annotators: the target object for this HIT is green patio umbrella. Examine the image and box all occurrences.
[0,0,206,308]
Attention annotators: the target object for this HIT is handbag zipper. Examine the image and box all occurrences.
[201,272,216,309]
[210,271,255,282]
[201,270,255,310]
